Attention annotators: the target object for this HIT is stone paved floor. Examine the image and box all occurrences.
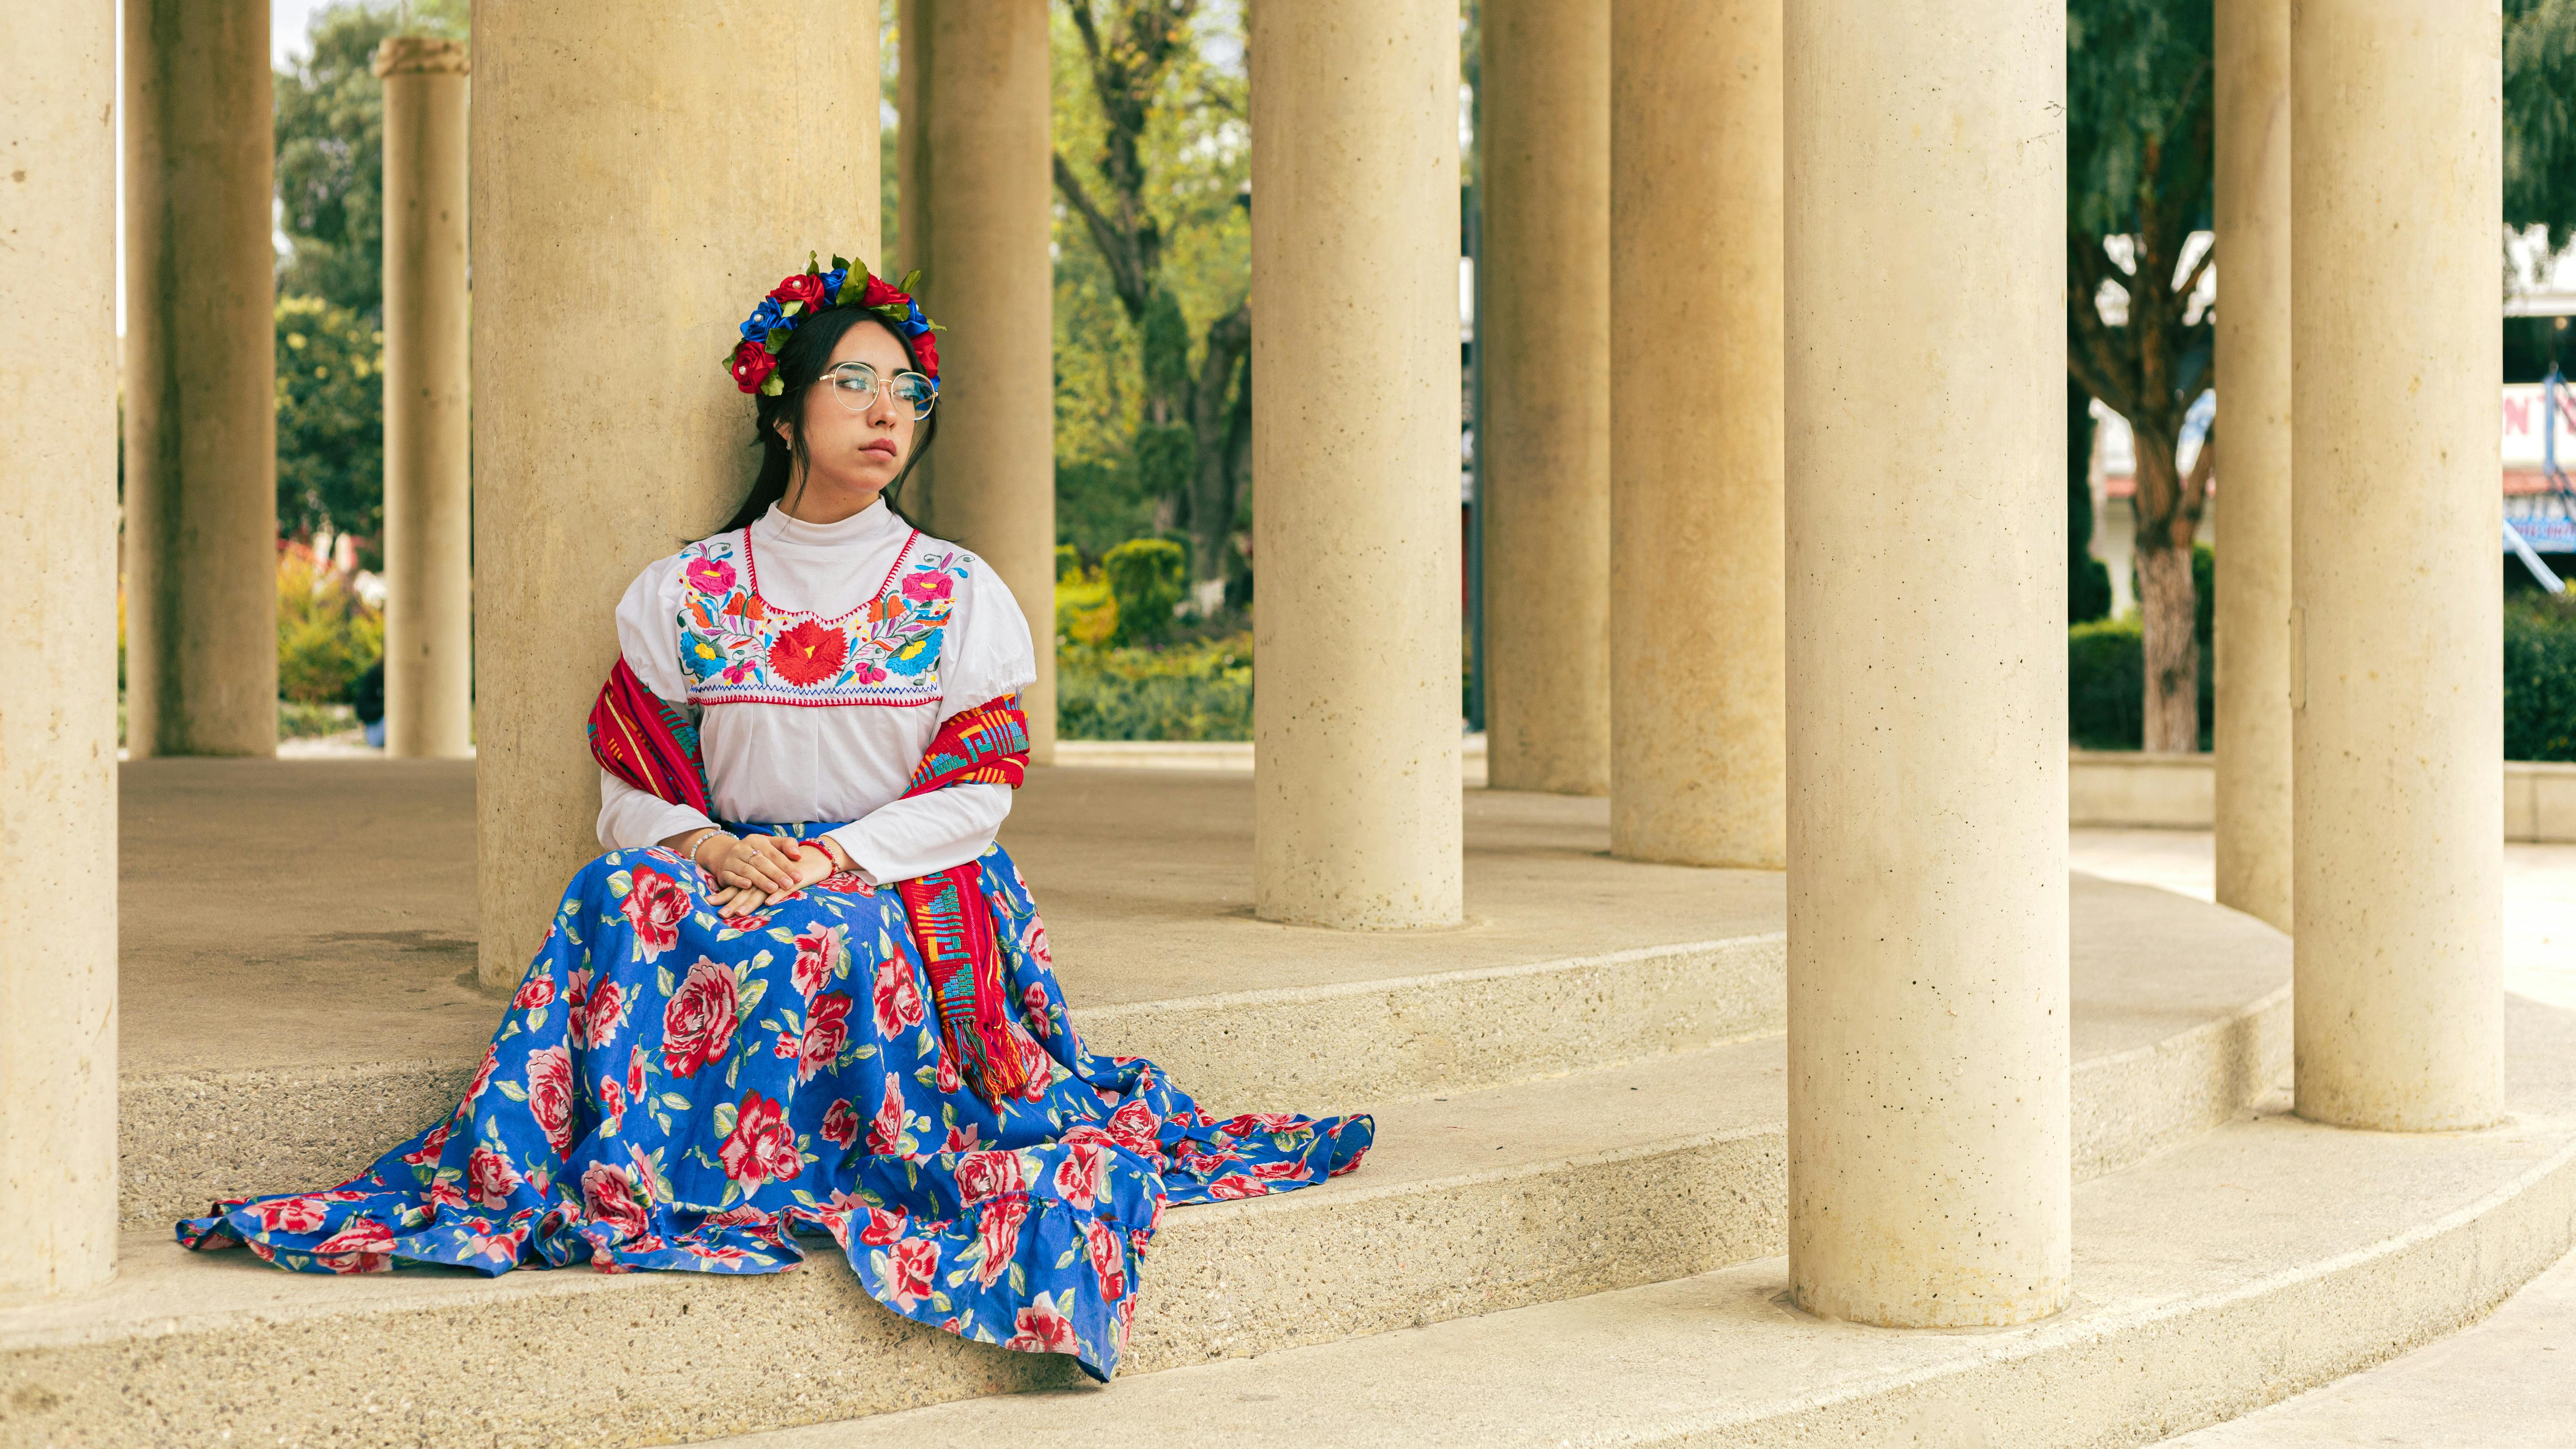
[2072,827,2576,1011]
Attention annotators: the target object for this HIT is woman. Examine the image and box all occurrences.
[180,253,1373,1383]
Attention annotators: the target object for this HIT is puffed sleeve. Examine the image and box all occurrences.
[595,555,720,851]
[935,554,1040,721]
[822,553,1036,881]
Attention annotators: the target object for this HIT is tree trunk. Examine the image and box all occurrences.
[2131,430,2201,753]
[1184,301,1252,611]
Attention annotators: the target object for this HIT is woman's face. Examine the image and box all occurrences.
[778,318,922,520]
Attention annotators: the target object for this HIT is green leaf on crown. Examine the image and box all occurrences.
[760,375,785,397]
[897,269,922,296]
[831,254,851,272]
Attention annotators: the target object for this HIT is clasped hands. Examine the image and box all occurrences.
[665,828,850,917]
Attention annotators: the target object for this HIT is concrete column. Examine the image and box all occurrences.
[2211,0,2293,935]
[1,3,119,1302]
[1249,0,1463,929]
[376,38,474,760]
[473,4,879,987]
[123,0,277,758]
[1783,0,2069,1326]
[895,0,937,532]
[1608,0,1785,866]
[1481,0,1610,796]
[2290,0,2503,1132]
[904,0,1056,765]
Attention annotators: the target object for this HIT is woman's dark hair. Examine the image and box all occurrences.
[717,306,940,534]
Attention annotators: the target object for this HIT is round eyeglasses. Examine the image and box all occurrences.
[820,360,939,419]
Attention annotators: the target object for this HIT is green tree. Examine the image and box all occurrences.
[273,0,467,318]
[1051,0,1252,612]
[2508,0,2576,247]
[275,294,386,548]
[2066,0,2214,752]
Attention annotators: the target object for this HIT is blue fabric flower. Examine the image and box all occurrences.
[740,298,786,342]
[902,301,930,336]
[822,268,848,302]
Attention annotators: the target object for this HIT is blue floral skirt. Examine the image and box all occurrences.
[178,839,1374,1381]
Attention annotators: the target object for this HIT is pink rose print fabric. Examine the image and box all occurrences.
[177,839,1372,1382]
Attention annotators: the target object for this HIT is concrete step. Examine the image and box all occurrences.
[116,873,2286,1230]
[14,939,2294,1449]
[2155,1245,2576,1446]
[683,997,2576,1449]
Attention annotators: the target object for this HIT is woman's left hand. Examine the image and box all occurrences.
[711,837,842,916]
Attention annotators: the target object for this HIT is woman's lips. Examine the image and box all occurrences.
[863,439,898,458]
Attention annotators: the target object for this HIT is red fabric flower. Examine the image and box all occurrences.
[1084,1217,1127,1302]
[791,926,840,998]
[1052,1142,1107,1211]
[911,329,938,377]
[1204,1173,1266,1201]
[313,1217,395,1274]
[661,957,740,1078]
[729,339,777,394]
[717,1089,801,1190]
[954,1148,1026,1205]
[820,1098,862,1148]
[581,1161,652,1239]
[466,1146,522,1209]
[767,618,848,687]
[597,1074,627,1136]
[885,1235,940,1308]
[254,1194,333,1234]
[524,1044,578,1154]
[771,272,829,309]
[871,954,924,1036]
[857,1204,907,1245]
[971,1194,1029,1288]
[512,975,556,1011]
[867,1072,909,1156]
[791,992,853,1082]
[1002,1290,1079,1354]
[862,275,906,308]
[621,867,692,962]
[1105,1099,1161,1155]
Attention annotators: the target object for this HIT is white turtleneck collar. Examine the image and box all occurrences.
[751,498,907,551]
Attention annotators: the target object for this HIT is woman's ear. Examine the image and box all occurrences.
[773,415,796,448]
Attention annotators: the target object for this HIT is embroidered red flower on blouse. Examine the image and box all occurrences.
[768,618,848,687]
[820,1097,862,1148]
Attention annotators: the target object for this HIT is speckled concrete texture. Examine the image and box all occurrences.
[688,998,2576,1449]
[112,764,2286,1229]
[2159,1245,2576,1446]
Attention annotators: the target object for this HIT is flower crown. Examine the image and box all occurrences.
[725,251,941,397]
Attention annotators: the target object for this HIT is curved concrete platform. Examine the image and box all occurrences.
[4,761,2322,1446]
[114,762,2287,1229]
[689,997,2576,1449]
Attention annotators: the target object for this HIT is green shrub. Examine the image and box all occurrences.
[2506,593,2576,762]
[277,545,382,705]
[1055,543,1082,582]
[1101,537,1186,647]
[2069,616,2145,749]
[1055,569,1117,648]
[1057,633,1252,741]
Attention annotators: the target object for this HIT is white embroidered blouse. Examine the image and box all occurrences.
[594,500,1037,883]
